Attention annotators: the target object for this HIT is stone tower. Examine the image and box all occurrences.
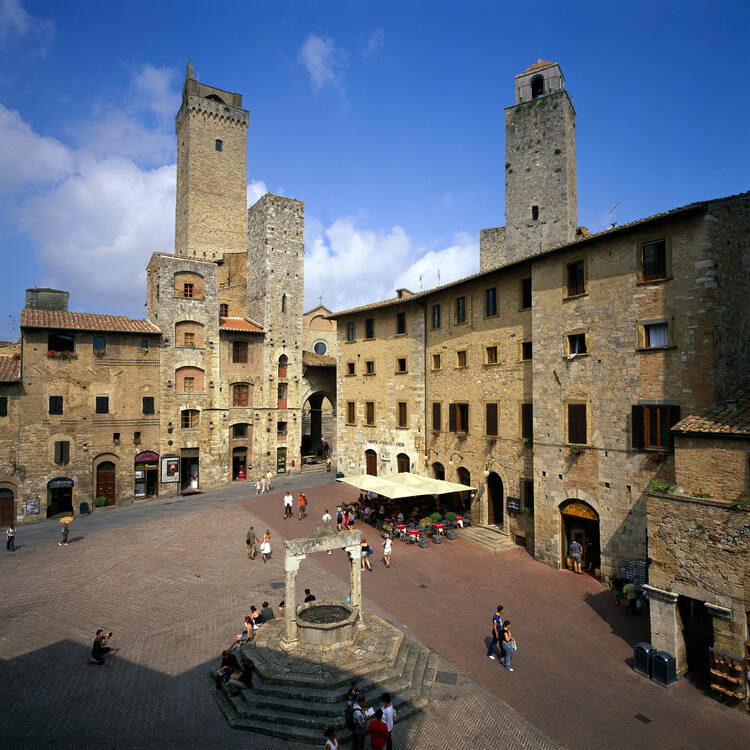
[174,61,249,260]
[480,60,577,269]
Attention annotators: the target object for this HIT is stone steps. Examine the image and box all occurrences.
[457,525,518,554]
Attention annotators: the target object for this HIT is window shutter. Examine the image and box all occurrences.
[568,404,587,444]
[0,396,6,417]
[631,406,644,450]
[449,403,457,432]
[486,403,498,436]
[54,441,61,463]
[668,405,681,452]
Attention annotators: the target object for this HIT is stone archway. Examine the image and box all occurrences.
[559,498,601,576]
[486,472,504,527]
[301,391,335,459]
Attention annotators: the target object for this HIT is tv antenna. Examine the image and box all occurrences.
[609,201,621,228]
[418,274,423,291]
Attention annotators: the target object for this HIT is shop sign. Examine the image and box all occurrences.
[506,496,521,512]
[134,451,159,463]
[47,477,74,489]
[161,456,179,483]
[25,498,40,515]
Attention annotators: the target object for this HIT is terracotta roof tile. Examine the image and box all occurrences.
[524,59,555,73]
[0,356,20,382]
[219,317,264,333]
[302,350,336,367]
[21,309,161,334]
[674,383,750,437]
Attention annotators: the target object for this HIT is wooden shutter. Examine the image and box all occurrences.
[668,405,681,452]
[449,403,457,432]
[486,403,498,436]
[568,404,587,444]
[432,402,441,431]
[521,403,533,439]
[631,406,644,450]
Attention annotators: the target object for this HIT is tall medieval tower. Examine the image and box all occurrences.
[480,60,577,269]
[174,61,249,260]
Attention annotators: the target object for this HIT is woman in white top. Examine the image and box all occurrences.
[382,534,392,568]
[260,530,271,563]
[323,725,339,749]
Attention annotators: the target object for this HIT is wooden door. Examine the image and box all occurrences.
[0,490,13,525]
[96,462,116,506]
[365,450,377,476]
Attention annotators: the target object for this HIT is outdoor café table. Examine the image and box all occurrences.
[433,522,446,535]
[407,528,420,542]
[455,515,463,527]
[395,523,407,539]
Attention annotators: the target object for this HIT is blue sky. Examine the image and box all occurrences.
[0,0,748,339]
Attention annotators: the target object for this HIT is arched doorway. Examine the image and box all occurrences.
[46,477,74,517]
[457,467,471,512]
[134,451,159,499]
[487,472,504,527]
[531,74,544,98]
[432,462,445,480]
[232,446,247,480]
[302,392,334,458]
[365,449,377,476]
[396,453,410,473]
[560,499,601,576]
[0,488,14,525]
[96,461,116,506]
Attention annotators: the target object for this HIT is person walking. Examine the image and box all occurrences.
[487,604,504,660]
[500,620,515,672]
[298,492,307,521]
[265,470,273,491]
[382,534,392,568]
[58,522,69,546]
[255,478,261,495]
[569,538,583,574]
[5,524,15,552]
[246,527,260,560]
[261,476,267,494]
[365,708,389,750]
[360,538,373,572]
[336,507,344,532]
[283,491,294,519]
[260,530,271,563]
[623,579,638,616]
[381,693,395,750]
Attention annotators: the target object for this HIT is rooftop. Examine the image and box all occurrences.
[219,317,264,333]
[302,350,336,367]
[524,59,555,73]
[674,383,750,437]
[21,309,161,334]
[0,356,20,382]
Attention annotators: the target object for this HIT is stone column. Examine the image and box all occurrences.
[280,552,305,650]
[643,585,685,674]
[346,544,364,629]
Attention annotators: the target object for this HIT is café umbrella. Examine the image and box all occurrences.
[58,516,74,523]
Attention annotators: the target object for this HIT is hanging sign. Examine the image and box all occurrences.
[506,496,521,512]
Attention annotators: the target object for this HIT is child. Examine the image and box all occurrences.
[382,534,392,568]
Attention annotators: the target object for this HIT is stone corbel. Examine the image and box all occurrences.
[704,602,732,621]
[642,584,679,604]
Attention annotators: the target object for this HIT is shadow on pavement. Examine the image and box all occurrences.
[582,588,649,647]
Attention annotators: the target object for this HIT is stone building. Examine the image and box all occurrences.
[0,62,331,522]
[331,60,750,588]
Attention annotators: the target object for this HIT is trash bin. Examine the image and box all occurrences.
[633,642,654,677]
[651,651,677,686]
[79,501,91,515]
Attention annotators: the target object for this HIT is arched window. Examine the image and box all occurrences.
[314,341,327,355]
[232,383,250,407]
[281,293,287,313]
[176,321,204,349]
[181,409,199,429]
[176,366,204,393]
[278,354,288,378]
[397,453,410,473]
[174,271,204,299]
[531,75,544,99]
[93,336,106,354]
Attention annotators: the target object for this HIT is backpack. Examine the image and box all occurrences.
[352,706,367,735]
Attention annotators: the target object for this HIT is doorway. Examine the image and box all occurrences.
[487,472,504,527]
[678,596,714,685]
[432,462,445,480]
[134,451,159,499]
[46,478,74,517]
[0,489,14,525]
[560,500,601,576]
[96,461,116,506]
[233,447,247,480]
[365,449,377,476]
[277,447,287,474]
[180,449,199,491]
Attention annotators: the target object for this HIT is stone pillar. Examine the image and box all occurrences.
[280,552,305,650]
[346,544,364,628]
[643,585,685,675]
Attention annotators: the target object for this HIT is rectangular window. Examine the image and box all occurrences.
[183,282,194,298]
[142,396,155,414]
[521,340,532,360]
[396,357,407,373]
[644,322,669,348]
[181,410,198,429]
[347,322,356,341]
[113,432,120,444]
[567,333,587,355]
[455,296,466,324]
[277,421,287,436]
[522,479,534,513]
[233,384,249,406]
[632,405,680,451]
[432,402,441,431]
[486,403,498,436]
[485,288,497,317]
[232,423,247,438]
[215,139,223,152]
[346,362,355,375]
[398,402,407,428]
[566,260,586,297]
[0,396,7,417]
[485,346,498,364]
[521,277,532,309]
[134,431,141,444]
[277,382,288,409]
[219,303,228,318]
[532,205,539,221]
[184,332,195,348]
[568,403,587,444]
[431,304,441,329]
[432,353,441,370]
[521,403,533,440]
[396,312,406,334]
[347,401,356,424]
[365,318,374,339]
[456,350,467,368]
[365,360,375,375]
[365,401,375,425]
[641,240,667,282]
[232,340,248,363]
[54,440,70,464]
[449,403,469,433]
[183,377,195,393]
[49,396,63,415]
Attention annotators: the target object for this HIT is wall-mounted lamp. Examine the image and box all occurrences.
[167,422,173,433]
[448,452,463,466]
[210,421,215,430]
[209,381,214,389]
[167,380,172,388]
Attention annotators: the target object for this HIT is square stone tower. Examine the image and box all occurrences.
[480,60,577,269]
[175,61,249,260]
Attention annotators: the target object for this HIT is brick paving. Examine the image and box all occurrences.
[0,483,562,750]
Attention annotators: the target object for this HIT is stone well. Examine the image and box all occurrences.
[295,600,358,652]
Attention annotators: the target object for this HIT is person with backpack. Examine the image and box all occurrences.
[351,694,371,750]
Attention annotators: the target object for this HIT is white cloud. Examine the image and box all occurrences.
[395,232,479,292]
[299,34,346,92]
[0,0,54,56]
[362,28,384,58]
[132,64,179,118]
[248,180,268,206]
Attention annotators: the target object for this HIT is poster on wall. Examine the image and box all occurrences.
[161,456,179,483]
[25,498,40,515]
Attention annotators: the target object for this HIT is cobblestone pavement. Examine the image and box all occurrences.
[0,488,563,750]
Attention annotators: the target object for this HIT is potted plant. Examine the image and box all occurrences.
[691,487,711,498]
[456,432,467,440]
[523,437,533,446]
[569,445,583,456]
[141,346,149,355]
[94,349,106,358]
[486,435,497,445]
[94,496,108,508]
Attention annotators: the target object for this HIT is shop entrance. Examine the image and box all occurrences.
[678,596,714,684]
[96,461,116,506]
[233,447,247,480]
[180,449,199,491]
[46,477,74,517]
[487,472,504,527]
[365,449,377,476]
[276,447,287,474]
[560,499,601,576]
[134,451,159,499]
[0,488,14,524]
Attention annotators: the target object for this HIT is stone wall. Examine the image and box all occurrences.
[675,434,750,501]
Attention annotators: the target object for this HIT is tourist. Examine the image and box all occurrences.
[266,470,273,491]
[261,476,267,494]
[396,511,404,525]
[487,604,504,660]
[336,507,344,532]
[246,526,260,560]
[283,491,294,519]
[87,629,113,665]
[612,576,625,606]
[382,534,392,568]
[260,530,271,563]
[260,601,275,622]
[366,708,389,749]
[255,478,261,495]
[500,620,515,672]
[351,694,370,750]
[6,524,15,552]
[322,508,332,524]
[219,649,240,673]
[326,456,332,472]
[381,693,394,750]
[236,615,253,645]
[250,605,262,630]
[277,601,285,618]
[227,656,254,695]
[298,491,307,520]
[58,522,69,546]
[623,579,638,615]
[360,538,373,572]
[346,508,355,530]
[569,538,583,574]
[324,725,339,750]
[304,588,316,603]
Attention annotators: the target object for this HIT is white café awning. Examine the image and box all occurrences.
[338,472,475,500]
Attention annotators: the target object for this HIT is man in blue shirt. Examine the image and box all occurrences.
[569,539,583,574]
[487,604,504,659]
